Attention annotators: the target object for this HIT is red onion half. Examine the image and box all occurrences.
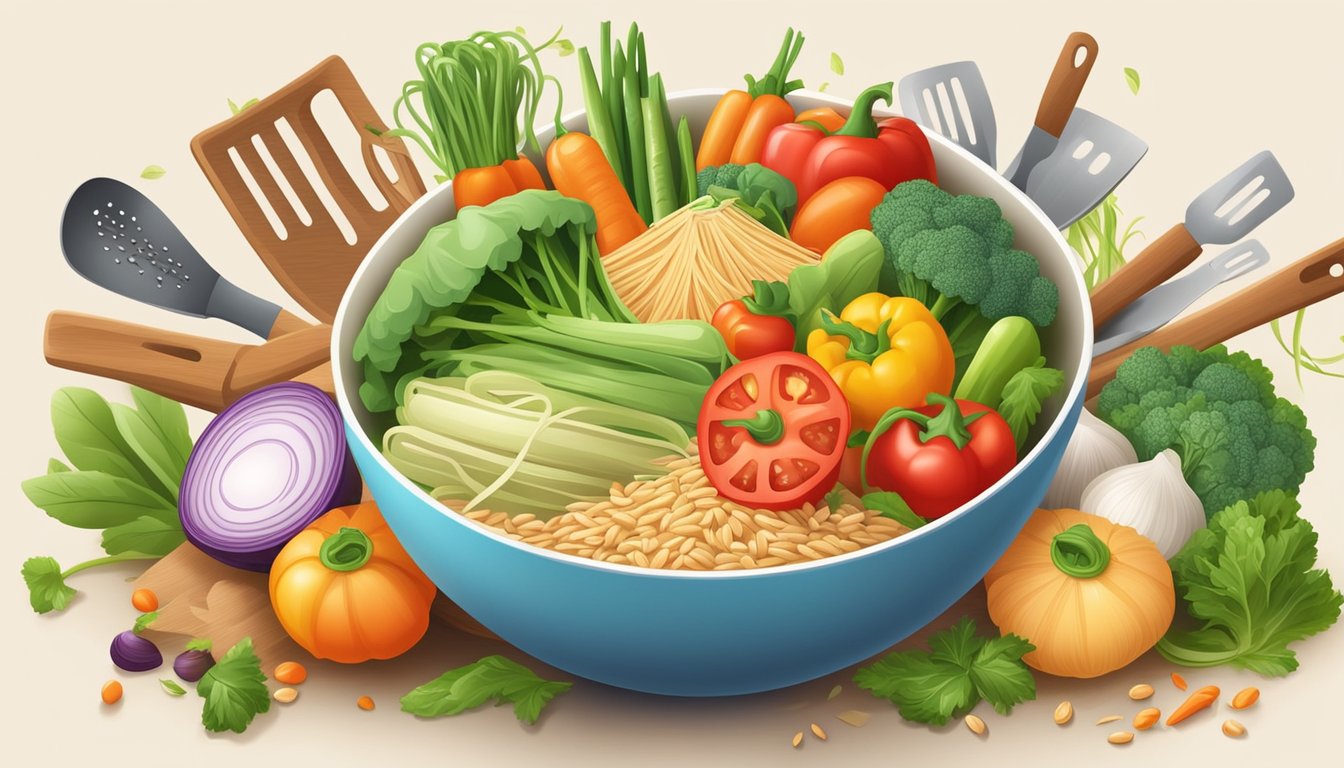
[179,383,361,571]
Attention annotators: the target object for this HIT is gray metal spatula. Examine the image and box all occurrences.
[61,178,309,339]
[1004,32,1098,189]
[1024,108,1149,228]
[898,61,997,168]
[1093,239,1270,355]
[1089,150,1295,328]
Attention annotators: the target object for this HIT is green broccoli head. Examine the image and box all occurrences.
[697,164,746,196]
[1096,344,1317,516]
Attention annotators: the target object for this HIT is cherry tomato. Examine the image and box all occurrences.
[711,299,796,360]
[698,352,850,510]
[861,395,1017,519]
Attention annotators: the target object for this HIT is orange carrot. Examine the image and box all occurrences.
[697,91,753,171]
[730,95,797,165]
[453,157,546,210]
[789,176,888,254]
[1171,671,1188,691]
[547,132,647,253]
[1166,685,1219,725]
[795,107,848,134]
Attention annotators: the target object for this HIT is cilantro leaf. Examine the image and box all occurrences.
[1158,491,1341,676]
[401,655,573,725]
[134,611,159,634]
[21,556,76,614]
[998,358,1064,451]
[854,617,1035,725]
[197,637,270,733]
[160,679,187,696]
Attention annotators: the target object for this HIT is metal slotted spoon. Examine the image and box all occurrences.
[898,61,997,168]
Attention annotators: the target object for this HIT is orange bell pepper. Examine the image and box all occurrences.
[789,176,888,254]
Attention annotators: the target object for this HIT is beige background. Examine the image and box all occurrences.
[3,0,1341,764]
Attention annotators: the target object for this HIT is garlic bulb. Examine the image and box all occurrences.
[1042,409,1138,509]
[1080,449,1205,558]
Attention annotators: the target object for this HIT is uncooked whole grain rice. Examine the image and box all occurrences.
[457,451,910,570]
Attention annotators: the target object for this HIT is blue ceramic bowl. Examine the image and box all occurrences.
[333,90,1093,696]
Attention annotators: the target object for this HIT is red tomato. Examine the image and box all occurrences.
[711,299,796,360]
[862,396,1017,519]
[698,352,850,510]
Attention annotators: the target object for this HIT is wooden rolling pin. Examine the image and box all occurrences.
[1088,235,1344,396]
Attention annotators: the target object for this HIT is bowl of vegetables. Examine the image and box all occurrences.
[331,78,1091,696]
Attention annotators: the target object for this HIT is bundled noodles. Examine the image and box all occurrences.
[384,372,688,519]
[600,196,819,322]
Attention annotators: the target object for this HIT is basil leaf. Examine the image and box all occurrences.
[1123,67,1141,95]
[102,515,185,557]
[830,53,845,76]
[160,679,187,696]
[47,458,71,474]
[50,388,168,498]
[863,492,926,530]
[22,470,176,529]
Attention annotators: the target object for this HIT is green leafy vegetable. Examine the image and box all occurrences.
[20,387,192,613]
[160,679,187,697]
[1064,194,1144,291]
[855,617,1035,724]
[698,163,799,236]
[1124,67,1141,95]
[783,230,885,347]
[134,611,159,634]
[197,637,270,734]
[1096,344,1316,516]
[830,52,845,76]
[227,98,258,115]
[1158,491,1341,676]
[998,358,1065,451]
[862,491,926,530]
[401,655,573,724]
[817,81,830,93]
[140,165,166,180]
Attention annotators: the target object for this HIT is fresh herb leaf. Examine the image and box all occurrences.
[22,471,177,530]
[228,98,258,115]
[818,81,830,93]
[555,39,575,57]
[855,617,1035,725]
[830,53,845,76]
[1123,67,1141,95]
[823,488,844,512]
[111,404,183,498]
[514,26,527,35]
[47,458,71,474]
[140,165,166,180]
[127,387,192,491]
[160,678,187,696]
[102,515,185,557]
[863,492,926,530]
[227,98,240,114]
[785,230,885,345]
[1158,491,1341,676]
[134,611,159,634]
[197,637,270,733]
[401,655,573,725]
[185,638,213,652]
[998,358,1065,450]
[50,388,167,497]
[21,556,76,614]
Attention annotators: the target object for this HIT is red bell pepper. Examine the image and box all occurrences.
[760,82,938,205]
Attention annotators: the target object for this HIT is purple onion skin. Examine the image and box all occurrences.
[173,649,216,682]
[111,631,162,672]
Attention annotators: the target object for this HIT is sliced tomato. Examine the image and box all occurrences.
[697,352,850,510]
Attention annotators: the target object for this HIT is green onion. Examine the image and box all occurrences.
[675,116,696,208]
[643,74,677,220]
[622,25,651,222]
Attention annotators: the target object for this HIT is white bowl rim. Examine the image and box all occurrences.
[332,87,1095,581]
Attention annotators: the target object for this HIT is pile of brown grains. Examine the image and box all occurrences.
[460,452,910,571]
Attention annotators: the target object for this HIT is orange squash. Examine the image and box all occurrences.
[983,508,1175,679]
[269,502,437,663]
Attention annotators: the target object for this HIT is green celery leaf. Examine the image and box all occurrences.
[22,471,177,529]
[401,655,573,724]
[1124,67,1141,95]
[998,358,1064,450]
[21,556,76,614]
[197,637,270,733]
[102,515,185,557]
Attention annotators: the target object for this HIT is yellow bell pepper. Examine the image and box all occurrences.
[806,292,955,430]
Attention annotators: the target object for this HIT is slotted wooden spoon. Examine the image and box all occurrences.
[191,55,426,323]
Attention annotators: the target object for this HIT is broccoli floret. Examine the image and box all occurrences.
[697,164,746,196]
[869,180,1060,372]
[1095,344,1317,517]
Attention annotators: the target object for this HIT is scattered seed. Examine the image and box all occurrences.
[837,710,870,727]
[1095,715,1123,725]
[826,684,842,701]
[357,695,375,711]
[1053,700,1074,725]
[1230,687,1260,710]
[130,588,158,613]
[1171,672,1188,691]
[274,661,308,685]
[964,714,987,735]
[791,731,804,748]
[101,679,123,705]
[1133,707,1161,730]
[1128,683,1155,700]
[810,722,827,740]
[1108,731,1135,745]
[273,687,299,704]
[1222,719,1247,738]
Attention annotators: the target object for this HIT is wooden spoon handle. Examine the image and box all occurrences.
[1035,32,1098,137]
[266,308,313,338]
[1089,224,1202,328]
[1088,235,1344,395]
[229,324,332,396]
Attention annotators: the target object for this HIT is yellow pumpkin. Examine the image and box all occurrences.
[983,508,1175,678]
[269,502,437,663]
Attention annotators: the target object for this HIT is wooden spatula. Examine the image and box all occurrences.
[1088,235,1344,395]
[191,56,426,323]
